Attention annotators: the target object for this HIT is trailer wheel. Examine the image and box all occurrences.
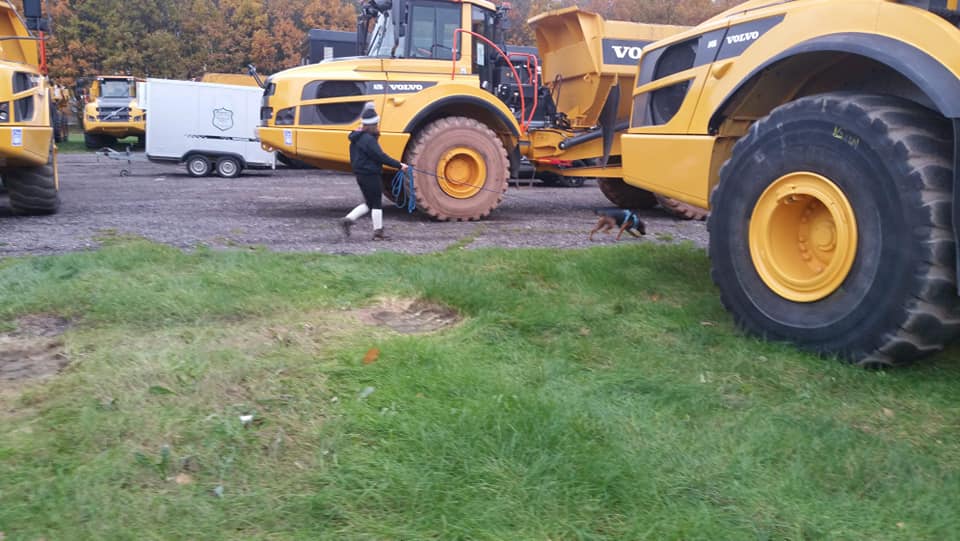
[655,195,709,221]
[406,116,509,221]
[709,93,960,367]
[597,178,658,209]
[216,156,242,178]
[186,155,211,177]
[5,144,60,215]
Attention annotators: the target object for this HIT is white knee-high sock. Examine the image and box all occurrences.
[346,204,369,221]
[372,209,383,230]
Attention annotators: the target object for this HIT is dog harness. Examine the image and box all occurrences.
[621,209,639,228]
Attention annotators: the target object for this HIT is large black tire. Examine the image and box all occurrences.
[83,132,116,149]
[655,194,709,221]
[709,93,960,367]
[5,147,60,215]
[406,116,509,221]
[597,178,658,209]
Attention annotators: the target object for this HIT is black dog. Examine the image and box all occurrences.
[589,208,646,241]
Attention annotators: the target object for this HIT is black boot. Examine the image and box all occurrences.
[340,218,354,237]
[372,228,388,241]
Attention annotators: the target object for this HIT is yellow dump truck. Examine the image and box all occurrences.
[620,0,960,366]
[0,0,59,215]
[82,75,145,148]
[258,1,688,221]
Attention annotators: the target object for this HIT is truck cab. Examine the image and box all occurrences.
[82,75,146,148]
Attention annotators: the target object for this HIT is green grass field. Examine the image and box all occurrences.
[57,131,140,154]
[0,240,958,540]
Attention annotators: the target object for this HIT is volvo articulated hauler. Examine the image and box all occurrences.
[257,0,687,221]
[82,75,146,149]
[619,0,960,366]
[0,0,58,215]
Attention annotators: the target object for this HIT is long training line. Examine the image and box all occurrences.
[405,165,577,207]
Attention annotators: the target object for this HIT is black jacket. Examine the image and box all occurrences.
[348,130,402,176]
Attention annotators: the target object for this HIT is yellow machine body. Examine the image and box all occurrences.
[200,73,265,87]
[259,1,688,220]
[82,75,146,139]
[621,0,960,208]
[0,0,51,169]
[620,0,960,366]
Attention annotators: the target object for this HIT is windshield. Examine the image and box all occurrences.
[366,12,398,57]
[100,80,132,98]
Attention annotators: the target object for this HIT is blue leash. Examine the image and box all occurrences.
[391,168,416,213]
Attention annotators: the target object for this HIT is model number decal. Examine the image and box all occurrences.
[832,125,860,149]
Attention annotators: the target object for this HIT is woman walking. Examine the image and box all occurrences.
[341,106,409,240]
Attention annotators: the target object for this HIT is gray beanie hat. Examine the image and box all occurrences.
[361,106,380,125]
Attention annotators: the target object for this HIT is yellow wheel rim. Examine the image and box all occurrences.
[437,147,485,199]
[749,172,858,302]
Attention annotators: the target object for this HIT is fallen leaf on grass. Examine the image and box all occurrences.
[212,485,224,498]
[148,385,175,396]
[363,348,380,365]
[650,294,661,302]
[1,531,5,540]
[882,408,895,419]
[174,473,193,485]
[700,321,716,327]
[578,327,591,337]
[897,522,905,529]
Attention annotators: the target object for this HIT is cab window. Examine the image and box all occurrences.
[408,1,461,60]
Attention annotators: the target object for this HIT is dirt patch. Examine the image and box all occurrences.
[355,298,461,334]
[0,315,70,384]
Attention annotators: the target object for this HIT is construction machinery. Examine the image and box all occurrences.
[0,0,59,215]
[257,0,688,221]
[82,75,145,149]
[619,0,960,366]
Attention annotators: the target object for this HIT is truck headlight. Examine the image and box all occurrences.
[0,102,8,122]
[275,107,296,125]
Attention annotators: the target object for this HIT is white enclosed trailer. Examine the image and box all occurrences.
[144,78,275,178]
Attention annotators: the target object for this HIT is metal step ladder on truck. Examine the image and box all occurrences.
[618,0,960,366]
[256,0,698,221]
[0,0,59,216]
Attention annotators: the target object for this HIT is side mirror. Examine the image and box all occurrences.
[23,0,49,32]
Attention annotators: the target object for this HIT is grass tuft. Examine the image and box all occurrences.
[0,241,958,539]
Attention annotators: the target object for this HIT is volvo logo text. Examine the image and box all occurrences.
[611,45,643,60]
[726,31,760,45]
[389,83,424,92]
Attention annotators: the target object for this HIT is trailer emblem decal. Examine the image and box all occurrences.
[212,108,234,131]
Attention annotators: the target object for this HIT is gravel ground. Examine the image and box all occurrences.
[0,153,708,257]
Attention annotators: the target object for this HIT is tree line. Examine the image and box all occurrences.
[45,0,739,87]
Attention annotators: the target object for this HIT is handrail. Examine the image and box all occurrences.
[450,28,537,134]
[504,51,540,128]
